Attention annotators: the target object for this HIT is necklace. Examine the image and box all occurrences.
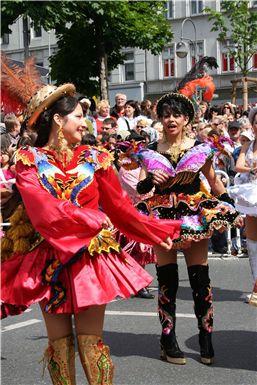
[165,139,186,163]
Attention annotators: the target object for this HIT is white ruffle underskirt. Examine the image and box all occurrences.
[229,181,257,216]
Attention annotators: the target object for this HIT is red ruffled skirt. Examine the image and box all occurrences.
[1,240,153,319]
[118,233,157,267]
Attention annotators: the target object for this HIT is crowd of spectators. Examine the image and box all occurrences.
[1,93,257,256]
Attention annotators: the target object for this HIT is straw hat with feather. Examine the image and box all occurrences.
[26,83,76,130]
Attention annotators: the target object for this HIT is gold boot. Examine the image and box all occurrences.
[77,335,114,385]
[45,335,76,385]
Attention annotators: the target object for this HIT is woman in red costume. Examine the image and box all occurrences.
[1,80,181,385]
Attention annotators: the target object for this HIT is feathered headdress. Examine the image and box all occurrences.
[1,53,43,115]
[157,56,218,122]
[116,139,145,170]
[177,56,218,108]
[1,53,76,129]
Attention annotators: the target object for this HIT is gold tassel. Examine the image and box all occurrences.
[1,237,13,252]
[13,238,31,254]
[1,203,42,261]
[9,204,26,225]
[9,222,34,240]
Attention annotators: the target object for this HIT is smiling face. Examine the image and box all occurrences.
[125,104,135,118]
[60,103,86,145]
[115,94,127,109]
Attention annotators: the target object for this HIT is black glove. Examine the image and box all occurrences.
[217,192,235,207]
[137,174,154,194]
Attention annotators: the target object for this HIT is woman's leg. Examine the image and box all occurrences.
[153,246,185,364]
[74,305,114,385]
[184,240,214,365]
[245,216,257,285]
[40,304,75,385]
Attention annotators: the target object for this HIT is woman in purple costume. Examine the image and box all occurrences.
[136,92,242,365]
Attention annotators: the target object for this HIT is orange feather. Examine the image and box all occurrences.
[1,53,42,114]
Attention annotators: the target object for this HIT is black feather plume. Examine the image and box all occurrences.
[176,56,218,91]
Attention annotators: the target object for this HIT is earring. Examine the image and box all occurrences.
[57,126,65,148]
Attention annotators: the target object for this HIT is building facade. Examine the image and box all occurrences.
[1,15,57,84]
[108,0,257,106]
[1,1,256,106]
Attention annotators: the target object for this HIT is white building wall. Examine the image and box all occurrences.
[1,1,256,105]
[1,16,57,70]
[109,0,256,105]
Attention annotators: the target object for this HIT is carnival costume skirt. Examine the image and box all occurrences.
[117,232,156,267]
[137,191,240,249]
[228,181,257,217]
[1,238,153,319]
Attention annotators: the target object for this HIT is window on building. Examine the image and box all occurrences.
[163,45,175,78]
[123,51,135,81]
[31,26,42,38]
[221,41,235,72]
[1,33,9,45]
[252,1,257,7]
[191,0,203,15]
[165,1,174,19]
[190,41,204,66]
[252,52,257,70]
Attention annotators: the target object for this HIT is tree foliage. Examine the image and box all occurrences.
[204,0,257,76]
[1,1,173,97]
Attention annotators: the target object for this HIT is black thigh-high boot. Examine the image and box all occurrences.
[188,264,214,365]
[156,263,186,365]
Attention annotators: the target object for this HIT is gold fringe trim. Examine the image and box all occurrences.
[88,229,120,257]
[1,203,43,262]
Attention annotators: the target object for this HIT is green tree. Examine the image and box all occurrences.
[1,1,173,98]
[204,0,257,76]
[204,0,257,108]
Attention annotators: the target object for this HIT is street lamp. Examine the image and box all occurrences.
[176,17,198,62]
[47,30,52,84]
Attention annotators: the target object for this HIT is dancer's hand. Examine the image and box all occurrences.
[217,225,226,233]
[152,171,169,186]
[159,236,173,251]
[236,216,245,228]
[101,217,113,229]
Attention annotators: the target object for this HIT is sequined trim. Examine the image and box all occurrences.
[88,229,121,256]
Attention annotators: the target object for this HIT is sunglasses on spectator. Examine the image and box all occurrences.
[137,125,145,129]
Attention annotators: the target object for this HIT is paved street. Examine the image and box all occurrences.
[1,257,257,385]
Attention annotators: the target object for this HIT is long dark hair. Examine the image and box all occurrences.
[34,96,79,147]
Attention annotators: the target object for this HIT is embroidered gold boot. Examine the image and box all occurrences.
[45,335,76,385]
[77,335,114,385]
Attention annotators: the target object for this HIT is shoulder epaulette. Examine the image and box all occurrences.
[79,145,114,170]
[94,146,114,170]
[15,146,35,167]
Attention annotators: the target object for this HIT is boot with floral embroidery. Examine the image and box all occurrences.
[156,263,186,365]
[45,335,76,385]
[77,335,113,385]
[188,264,214,365]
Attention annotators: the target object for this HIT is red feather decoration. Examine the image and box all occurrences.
[1,53,42,115]
[179,75,215,102]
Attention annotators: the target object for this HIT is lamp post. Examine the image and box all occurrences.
[47,30,52,84]
[22,15,30,60]
[176,17,198,62]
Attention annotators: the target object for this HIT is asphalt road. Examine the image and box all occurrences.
[1,257,257,385]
